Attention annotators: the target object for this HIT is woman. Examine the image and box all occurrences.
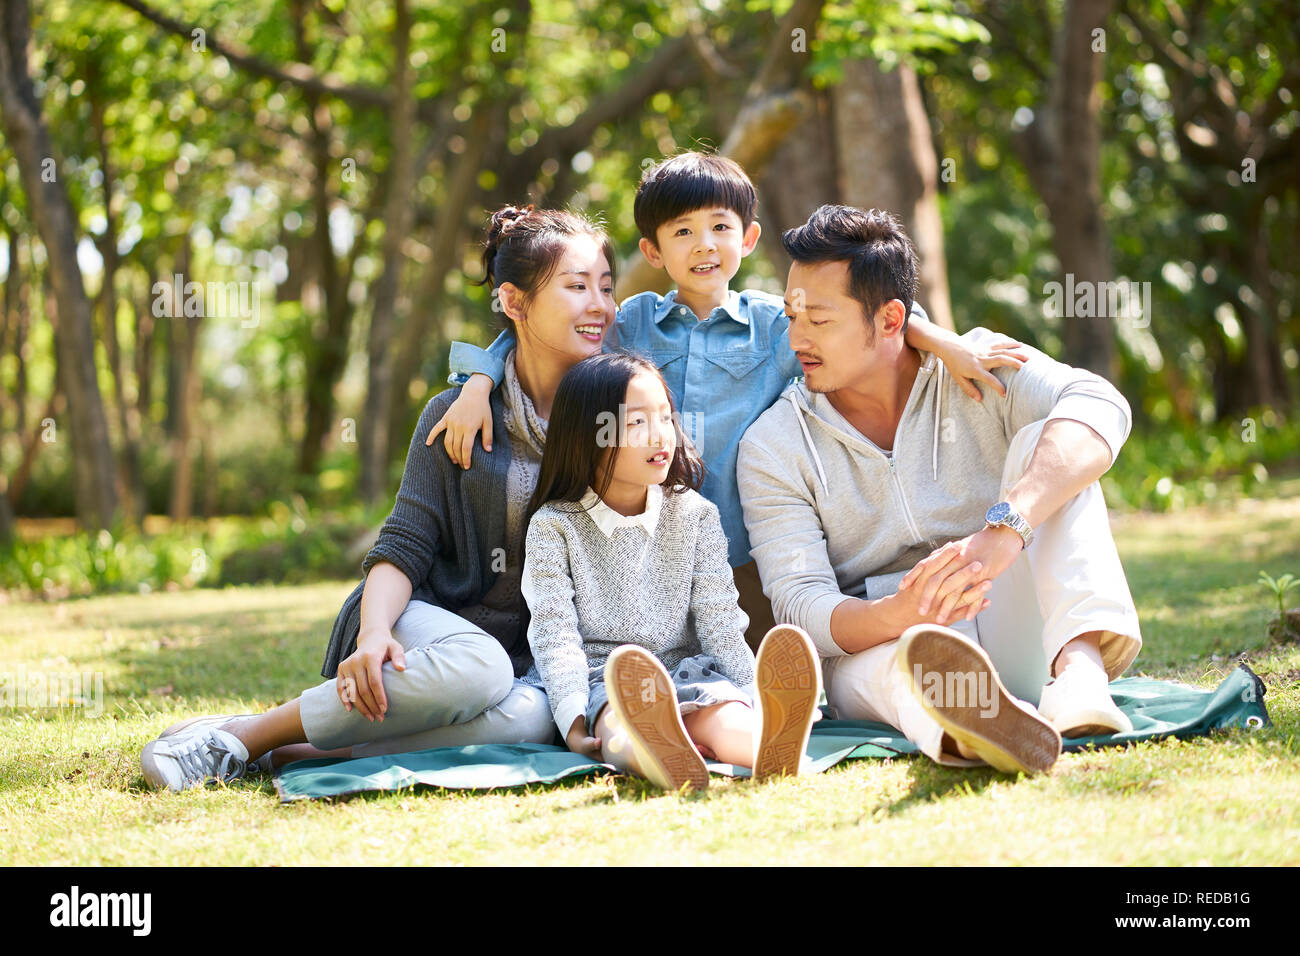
[140,205,618,789]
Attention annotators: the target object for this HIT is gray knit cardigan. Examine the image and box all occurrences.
[320,386,526,678]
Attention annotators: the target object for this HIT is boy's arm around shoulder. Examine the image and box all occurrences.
[446,327,514,387]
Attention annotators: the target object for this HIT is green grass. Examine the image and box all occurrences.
[2,484,1299,866]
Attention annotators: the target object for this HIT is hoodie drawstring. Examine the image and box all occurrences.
[788,391,829,493]
[932,362,942,481]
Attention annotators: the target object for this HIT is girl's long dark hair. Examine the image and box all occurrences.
[526,353,704,529]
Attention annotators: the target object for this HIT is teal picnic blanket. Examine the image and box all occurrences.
[273,665,1270,802]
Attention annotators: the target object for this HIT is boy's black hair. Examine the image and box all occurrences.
[525,353,704,532]
[633,152,758,245]
[781,205,918,342]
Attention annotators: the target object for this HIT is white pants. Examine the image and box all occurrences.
[299,600,556,756]
[823,419,1142,765]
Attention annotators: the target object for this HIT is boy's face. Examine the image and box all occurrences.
[637,207,761,305]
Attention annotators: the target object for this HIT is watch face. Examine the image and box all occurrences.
[986,502,1010,524]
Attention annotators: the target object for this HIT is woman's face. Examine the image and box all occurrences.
[509,235,615,367]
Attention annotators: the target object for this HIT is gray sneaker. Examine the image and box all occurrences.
[158,713,273,775]
[141,725,253,791]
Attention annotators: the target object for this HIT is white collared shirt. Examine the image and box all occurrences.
[578,483,664,538]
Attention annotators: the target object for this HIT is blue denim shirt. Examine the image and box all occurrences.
[448,288,803,568]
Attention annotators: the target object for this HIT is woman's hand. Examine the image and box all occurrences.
[935,338,1029,402]
[566,717,602,759]
[337,627,407,722]
[425,374,494,469]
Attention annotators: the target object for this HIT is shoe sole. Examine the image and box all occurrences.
[605,647,709,792]
[1053,711,1132,738]
[899,625,1061,775]
[753,626,821,780]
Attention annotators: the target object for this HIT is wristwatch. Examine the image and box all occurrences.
[985,501,1034,548]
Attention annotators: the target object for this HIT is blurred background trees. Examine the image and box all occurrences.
[1,0,1296,586]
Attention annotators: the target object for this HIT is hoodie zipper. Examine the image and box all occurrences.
[789,376,930,547]
[888,451,927,546]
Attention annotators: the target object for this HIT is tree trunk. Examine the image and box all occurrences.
[2,222,17,429]
[0,0,118,529]
[167,238,201,523]
[1240,200,1290,409]
[12,233,30,434]
[134,258,156,426]
[756,83,838,268]
[360,0,418,504]
[1014,0,1117,377]
[830,58,954,329]
[7,391,61,507]
[294,62,355,477]
[92,88,147,524]
[386,105,496,459]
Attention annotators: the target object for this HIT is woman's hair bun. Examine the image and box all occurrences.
[487,204,535,244]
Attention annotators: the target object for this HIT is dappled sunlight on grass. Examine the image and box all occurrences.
[2,495,1298,865]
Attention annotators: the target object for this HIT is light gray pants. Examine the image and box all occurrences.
[299,600,555,756]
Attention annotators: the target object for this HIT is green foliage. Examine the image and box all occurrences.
[1257,572,1299,620]
[0,501,375,598]
[808,0,991,84]
[1101,410,1300,511]
[216,500,368,586]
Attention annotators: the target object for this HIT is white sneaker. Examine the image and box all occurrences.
[141,725,252,791]
[1038,665,1133,738]
[159,713,273,774]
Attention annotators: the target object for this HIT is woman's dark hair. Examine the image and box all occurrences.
[781,204,918,342]
[476,204,617,311]
[633,151,758,245]
[525,353,704,528]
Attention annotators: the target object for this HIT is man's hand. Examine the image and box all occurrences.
[565,717,602,759]
[337,627,407,722]
[898,526,1024,616]
[425,373,494,469]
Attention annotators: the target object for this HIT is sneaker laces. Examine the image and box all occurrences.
[172,730,248,785]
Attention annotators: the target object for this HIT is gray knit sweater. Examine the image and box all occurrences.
[520,484,756,736]
[321,384,529,679]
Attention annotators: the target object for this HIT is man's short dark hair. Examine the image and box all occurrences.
[781,205,918,341]
[634,152,758,244]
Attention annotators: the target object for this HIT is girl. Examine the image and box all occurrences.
[140,204,622,790]
[520,352,822,791]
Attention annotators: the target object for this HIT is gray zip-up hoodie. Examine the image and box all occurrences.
[736,327,1131,658]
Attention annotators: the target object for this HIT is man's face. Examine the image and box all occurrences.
[784,259,889,395]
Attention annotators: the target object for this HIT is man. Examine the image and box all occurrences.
[737,205,1141,773]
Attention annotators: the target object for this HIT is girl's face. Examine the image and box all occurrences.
[508,235,615,366]
[602,370,677,493]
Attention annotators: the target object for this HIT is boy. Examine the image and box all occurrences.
[427,152,1021,648]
